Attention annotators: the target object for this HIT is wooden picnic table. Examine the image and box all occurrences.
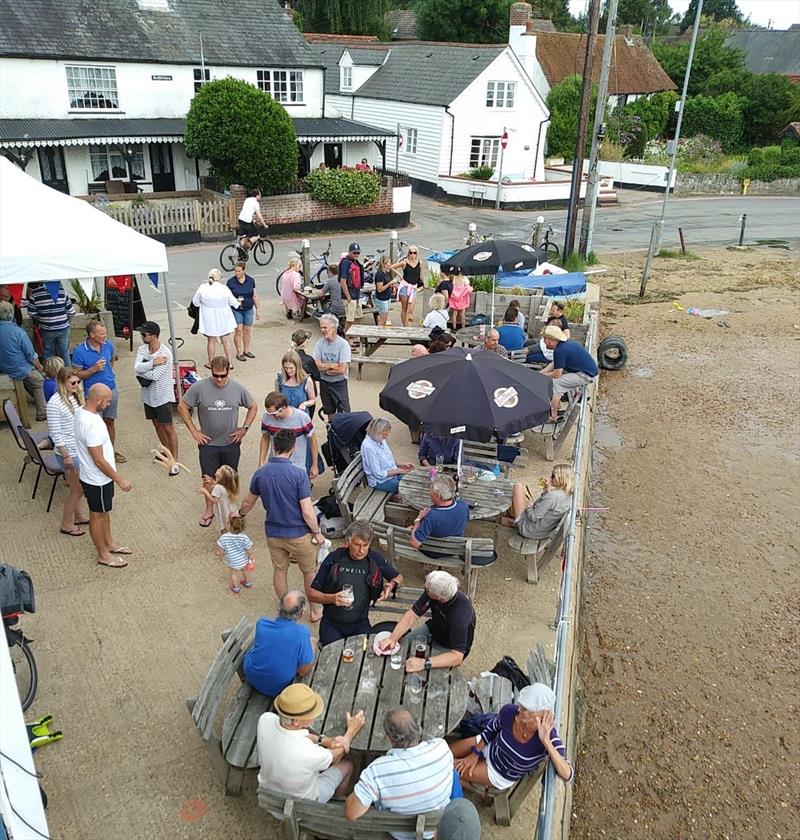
[296,283,376,321]
[348,324,433,379]
[304,633,467,753]
[399,465,515,520]
[455,325,489,347]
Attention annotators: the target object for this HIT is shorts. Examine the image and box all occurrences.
[319,379,351,416]
[316,766,345,803]
[98,387,119,420]
[144,402,174,423]
[344,299,362,322]
[237,221,267,238]
[485,751,515,791]
[398,284,417,303]
[552,371,595,397]
[375,298,391,314]
[233,307,255,326]
[266,535,318,574]
[198,442,241,478]
[81,480,114,513]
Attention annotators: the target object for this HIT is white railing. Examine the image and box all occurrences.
[104,198,233,236]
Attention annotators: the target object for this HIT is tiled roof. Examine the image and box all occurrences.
[292,117,394,140]
[346,48,388,66]
[0,0,316,67]
[725,30,800,77]
[535,32,677,94]
[386,9,417,40]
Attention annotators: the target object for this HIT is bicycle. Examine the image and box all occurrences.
[4,612,37,711]
[531,221,560,259]
[275,240,333,296]
[219,230,275,272]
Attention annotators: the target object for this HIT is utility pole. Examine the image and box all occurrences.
[563,0,602,259]
[641,0,703,295]
[579,0,618,259]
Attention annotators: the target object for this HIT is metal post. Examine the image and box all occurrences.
[564,0,602,259]
[300,238,311,284]
[161,272,180,397]
[679,227,686,255]
[653,0,703,253]
[738,213,747,246]
[580,0,618,258]
[467,222,478,246]
[389,230,398,263]
[640,222,660,297]
[494,129,506,211]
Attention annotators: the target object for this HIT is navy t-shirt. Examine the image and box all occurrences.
[412,590,475,657]
[553,340,598,377]
[435,279,453,298]
[249,457,312,538]
[227,274,256,311]
[374,270,393,301]
[414,500,469,543]
[496,324,526,351]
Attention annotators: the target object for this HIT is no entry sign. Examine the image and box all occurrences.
[501,131,508,149]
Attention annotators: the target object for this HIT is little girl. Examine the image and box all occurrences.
[448,273,472,331]
[197,465,239,532]
[215,514,254,594]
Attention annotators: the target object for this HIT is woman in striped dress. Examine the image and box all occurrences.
[46,366,89,536]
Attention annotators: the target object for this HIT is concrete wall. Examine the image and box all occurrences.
[675,172,800,196]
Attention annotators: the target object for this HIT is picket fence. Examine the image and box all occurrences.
[105,198,233,237]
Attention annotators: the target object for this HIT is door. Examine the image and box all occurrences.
[149,143,175,191]
[37,147,69,193]
[323,143,342,169]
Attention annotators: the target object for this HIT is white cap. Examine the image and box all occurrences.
[518,682,555,712]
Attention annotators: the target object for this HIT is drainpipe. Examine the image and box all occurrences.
[444,106,455,175]
[533,117,550,180]
[322,68,327,117]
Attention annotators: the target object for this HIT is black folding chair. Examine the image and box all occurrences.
[3,399,52,483]
[17,426,64,512]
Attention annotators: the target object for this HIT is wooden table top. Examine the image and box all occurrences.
[455,325,491,346]
[347,324,432,342]
[304,633,467,753]
[399,465,514,520]
[298,283,375,301]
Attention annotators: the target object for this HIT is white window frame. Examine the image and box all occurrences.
[403,127,418,155]
[66,65,119,110]
[193,67,210,93]
[341,66,353,91]
[486,80,516,109]
[469,136,500,169]
[257,69,304,104]
[89,144,145,182]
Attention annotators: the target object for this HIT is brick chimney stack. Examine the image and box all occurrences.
[510,2,532,27]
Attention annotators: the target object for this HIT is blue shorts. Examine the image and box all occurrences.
[375,298,391,314]
[233,307,255,326]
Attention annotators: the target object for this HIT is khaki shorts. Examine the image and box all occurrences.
[267,535,317,574]
[344,299,363,322]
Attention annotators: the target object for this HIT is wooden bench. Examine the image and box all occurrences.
[528,388,581,461]
[507,513,568,584]
[371,521,495,601]
[186,617,272,795]
[259,784,442,840]
[333,454,391,532]
[0,375,31,428]
[462,439,529,476]
[354,355,397,380]
[469,672,515,713]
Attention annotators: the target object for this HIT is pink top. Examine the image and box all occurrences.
[281,269,303,311]
[448,281,472,311]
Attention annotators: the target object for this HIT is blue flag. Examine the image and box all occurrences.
[148,272,159,289]
[44,281,62,302]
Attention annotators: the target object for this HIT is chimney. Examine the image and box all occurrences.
[509,2,537,82]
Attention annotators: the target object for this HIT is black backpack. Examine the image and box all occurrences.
[490,656,530,694]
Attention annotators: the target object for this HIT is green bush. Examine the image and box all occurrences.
[612,91,678,156]
[682,92,743,152]
[546,75,599,160]
[304,168,381,207]
[742,163,800,182]
[742,143,800,181]
[467,165,494,180]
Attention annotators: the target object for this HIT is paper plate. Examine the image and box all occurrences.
[373,631,400,656]
[478,470,497,481]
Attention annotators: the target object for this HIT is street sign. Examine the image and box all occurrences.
[500,131,508,150]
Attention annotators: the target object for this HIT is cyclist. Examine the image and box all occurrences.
[237,188,269,258]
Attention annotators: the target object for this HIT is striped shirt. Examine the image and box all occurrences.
[133,341,175,407]
[45,393,80,458]
[25,284,75,332]
[217,532,253,569]
[481,704,572,784]
[260,407,313,472]
[353,738,453,840]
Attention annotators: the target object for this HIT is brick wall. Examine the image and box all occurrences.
[510,2,532,26]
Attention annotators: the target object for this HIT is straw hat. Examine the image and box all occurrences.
[543,325,568,342]
[518,682,556,712]
[274,684,325,720]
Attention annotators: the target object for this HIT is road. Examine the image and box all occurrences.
[138,192,800,316]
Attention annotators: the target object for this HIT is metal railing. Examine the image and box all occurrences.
[536,309,598,840]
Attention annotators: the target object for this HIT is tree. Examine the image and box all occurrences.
[738,73,799,147]
[299,0,389,36]
[652,29,746,96]
[415,0,514,44]
[545,74,599,160]
[679,0,744,31]
[185,78,298,194]
[682,92,743,151]
[602,0,675,36]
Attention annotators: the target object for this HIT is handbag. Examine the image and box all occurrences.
[136,375,152,388]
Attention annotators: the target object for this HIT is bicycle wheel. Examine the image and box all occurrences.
[219,244,238,272]
[543,241,560,260]
[8,633,37,711]
[253,238,274,266]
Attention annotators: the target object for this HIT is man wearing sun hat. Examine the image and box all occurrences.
[256,683,366,803]
[539,325,598,422]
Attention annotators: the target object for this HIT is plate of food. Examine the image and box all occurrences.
[478,469,497,481]
[373,630,400,656]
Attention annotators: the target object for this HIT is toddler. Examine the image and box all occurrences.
[215,514,254,594]
[197,465,239,532]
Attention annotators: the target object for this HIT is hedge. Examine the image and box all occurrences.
[682,92,743,152]
[304,168,381,207]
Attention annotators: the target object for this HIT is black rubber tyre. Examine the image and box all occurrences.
[8,633,38,711]
[219,244,238,272]
[598,336,629,371]
[252,238,275,266]
[543,240,560,259]
[276,267,306,296]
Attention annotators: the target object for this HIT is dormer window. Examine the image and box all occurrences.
[66,65,119,110]
[341,66,353,91]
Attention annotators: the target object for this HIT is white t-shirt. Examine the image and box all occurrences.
[423,309,449,331]
[74,407,115,486]
[238,196,261,223]
[257,712,332,799]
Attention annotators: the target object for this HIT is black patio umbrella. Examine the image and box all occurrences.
[378,347,552,443]
[440,239,544,275]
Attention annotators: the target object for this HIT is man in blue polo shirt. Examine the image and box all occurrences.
[239,429,325,621]
[540,325,599,421]
[410,474,469,549]
[72,319,126,462]
[496,307,527,352]
[243,590,316,697]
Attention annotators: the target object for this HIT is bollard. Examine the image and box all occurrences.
[533,215,545,248]
[300,238,311,284]
[738,214,747,247]
[678,227,686,255]
[467,222,478,246]
[389,230,398,263]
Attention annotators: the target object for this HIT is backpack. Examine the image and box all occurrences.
[490,656,530,694]
[342,258,362,293]
[469,313,490,327]
[324,547,383,603]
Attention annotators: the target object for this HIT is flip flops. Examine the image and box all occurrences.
[98,557,127,568]
[111,546,134,555]
[241,580,253,589]
[230,586,241,594]
[60,528,85,537]
[199,514,214,528]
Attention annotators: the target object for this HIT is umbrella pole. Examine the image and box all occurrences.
[457,438,463,479]
[491,276,495,325]
[161,271,180,403]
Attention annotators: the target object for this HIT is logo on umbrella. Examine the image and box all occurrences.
[473,251,493,262]
[493,386,519,408]
[407,379,435,400]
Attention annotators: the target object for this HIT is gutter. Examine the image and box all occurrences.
[322,67,326,117]
[534,116,550,178]
[444,105,455,175]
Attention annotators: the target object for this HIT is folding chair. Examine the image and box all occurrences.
[17,427,64,512]
[3,399,52,483]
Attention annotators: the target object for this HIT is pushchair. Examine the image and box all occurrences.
[321,411,372,477]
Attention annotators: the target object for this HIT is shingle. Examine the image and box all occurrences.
[724,30,800,77]
[385,10,416,40]
[346,48,388,66]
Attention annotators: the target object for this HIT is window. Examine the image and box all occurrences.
[66,65,118,110]
[469,137,500,169]
[341,66,353,90]
[89,144,145,182]
[257,69,304,103]
[193,67,210,93]
[403,127,418,155]
[486,81,515,109]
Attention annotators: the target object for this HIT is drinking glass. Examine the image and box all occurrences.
[342,647,354,663]
[435,454,444,472]
[341,584,354,609]
[390,652,403,670]
[415,642,427,659]
[405,674,424,697]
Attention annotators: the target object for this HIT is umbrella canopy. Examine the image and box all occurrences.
[441,239,543,276]
[379,347,553,443]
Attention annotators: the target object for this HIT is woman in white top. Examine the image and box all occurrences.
[192,269,241,368]
[423,292,450,332]
[46,366,89,536]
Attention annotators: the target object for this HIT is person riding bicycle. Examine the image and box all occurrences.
[237,188,269,257]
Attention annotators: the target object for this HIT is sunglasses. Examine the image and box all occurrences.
[68,379,80,386]
[211,372,228,379]
[266,408,283,416]
[408,250,418,254]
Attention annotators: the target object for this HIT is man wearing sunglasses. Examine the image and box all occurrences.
[177,356,256,527]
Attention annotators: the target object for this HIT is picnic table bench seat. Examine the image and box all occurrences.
[186,617,270,795]
[507,512,569,584]
[461,439,529,476]
[333,454,391,534]
[528,388,581,461]
[353,355,398,380]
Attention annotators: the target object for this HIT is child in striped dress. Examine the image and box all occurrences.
[215,514,254,594]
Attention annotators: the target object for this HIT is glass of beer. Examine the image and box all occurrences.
[342,584,354,610]
[415,643,427,659]
[342,647,354,663]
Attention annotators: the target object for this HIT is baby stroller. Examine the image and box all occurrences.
[321,411,372,477]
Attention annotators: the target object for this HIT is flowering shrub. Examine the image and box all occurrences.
[642,134,722,165]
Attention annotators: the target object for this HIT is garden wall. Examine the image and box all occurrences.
[675,173,800,196]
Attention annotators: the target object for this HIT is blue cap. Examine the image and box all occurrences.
[349,242,361,252]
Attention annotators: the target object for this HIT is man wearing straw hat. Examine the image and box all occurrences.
[539,325,598,422]
[257,683,365,803]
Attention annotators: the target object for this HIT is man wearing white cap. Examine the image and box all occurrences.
[450,682,573,790]
[539,325,598,421]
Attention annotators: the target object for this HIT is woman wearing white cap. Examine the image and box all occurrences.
[450,682,573,789]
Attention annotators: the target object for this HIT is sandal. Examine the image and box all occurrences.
[236,354,247,362]
[199,514,213,528]
[230,586,241,594]
[110,546,134,555]
[241,580,253,589]
[244,352,255,358]
[98,558,128,568]
[60,528,86,537]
